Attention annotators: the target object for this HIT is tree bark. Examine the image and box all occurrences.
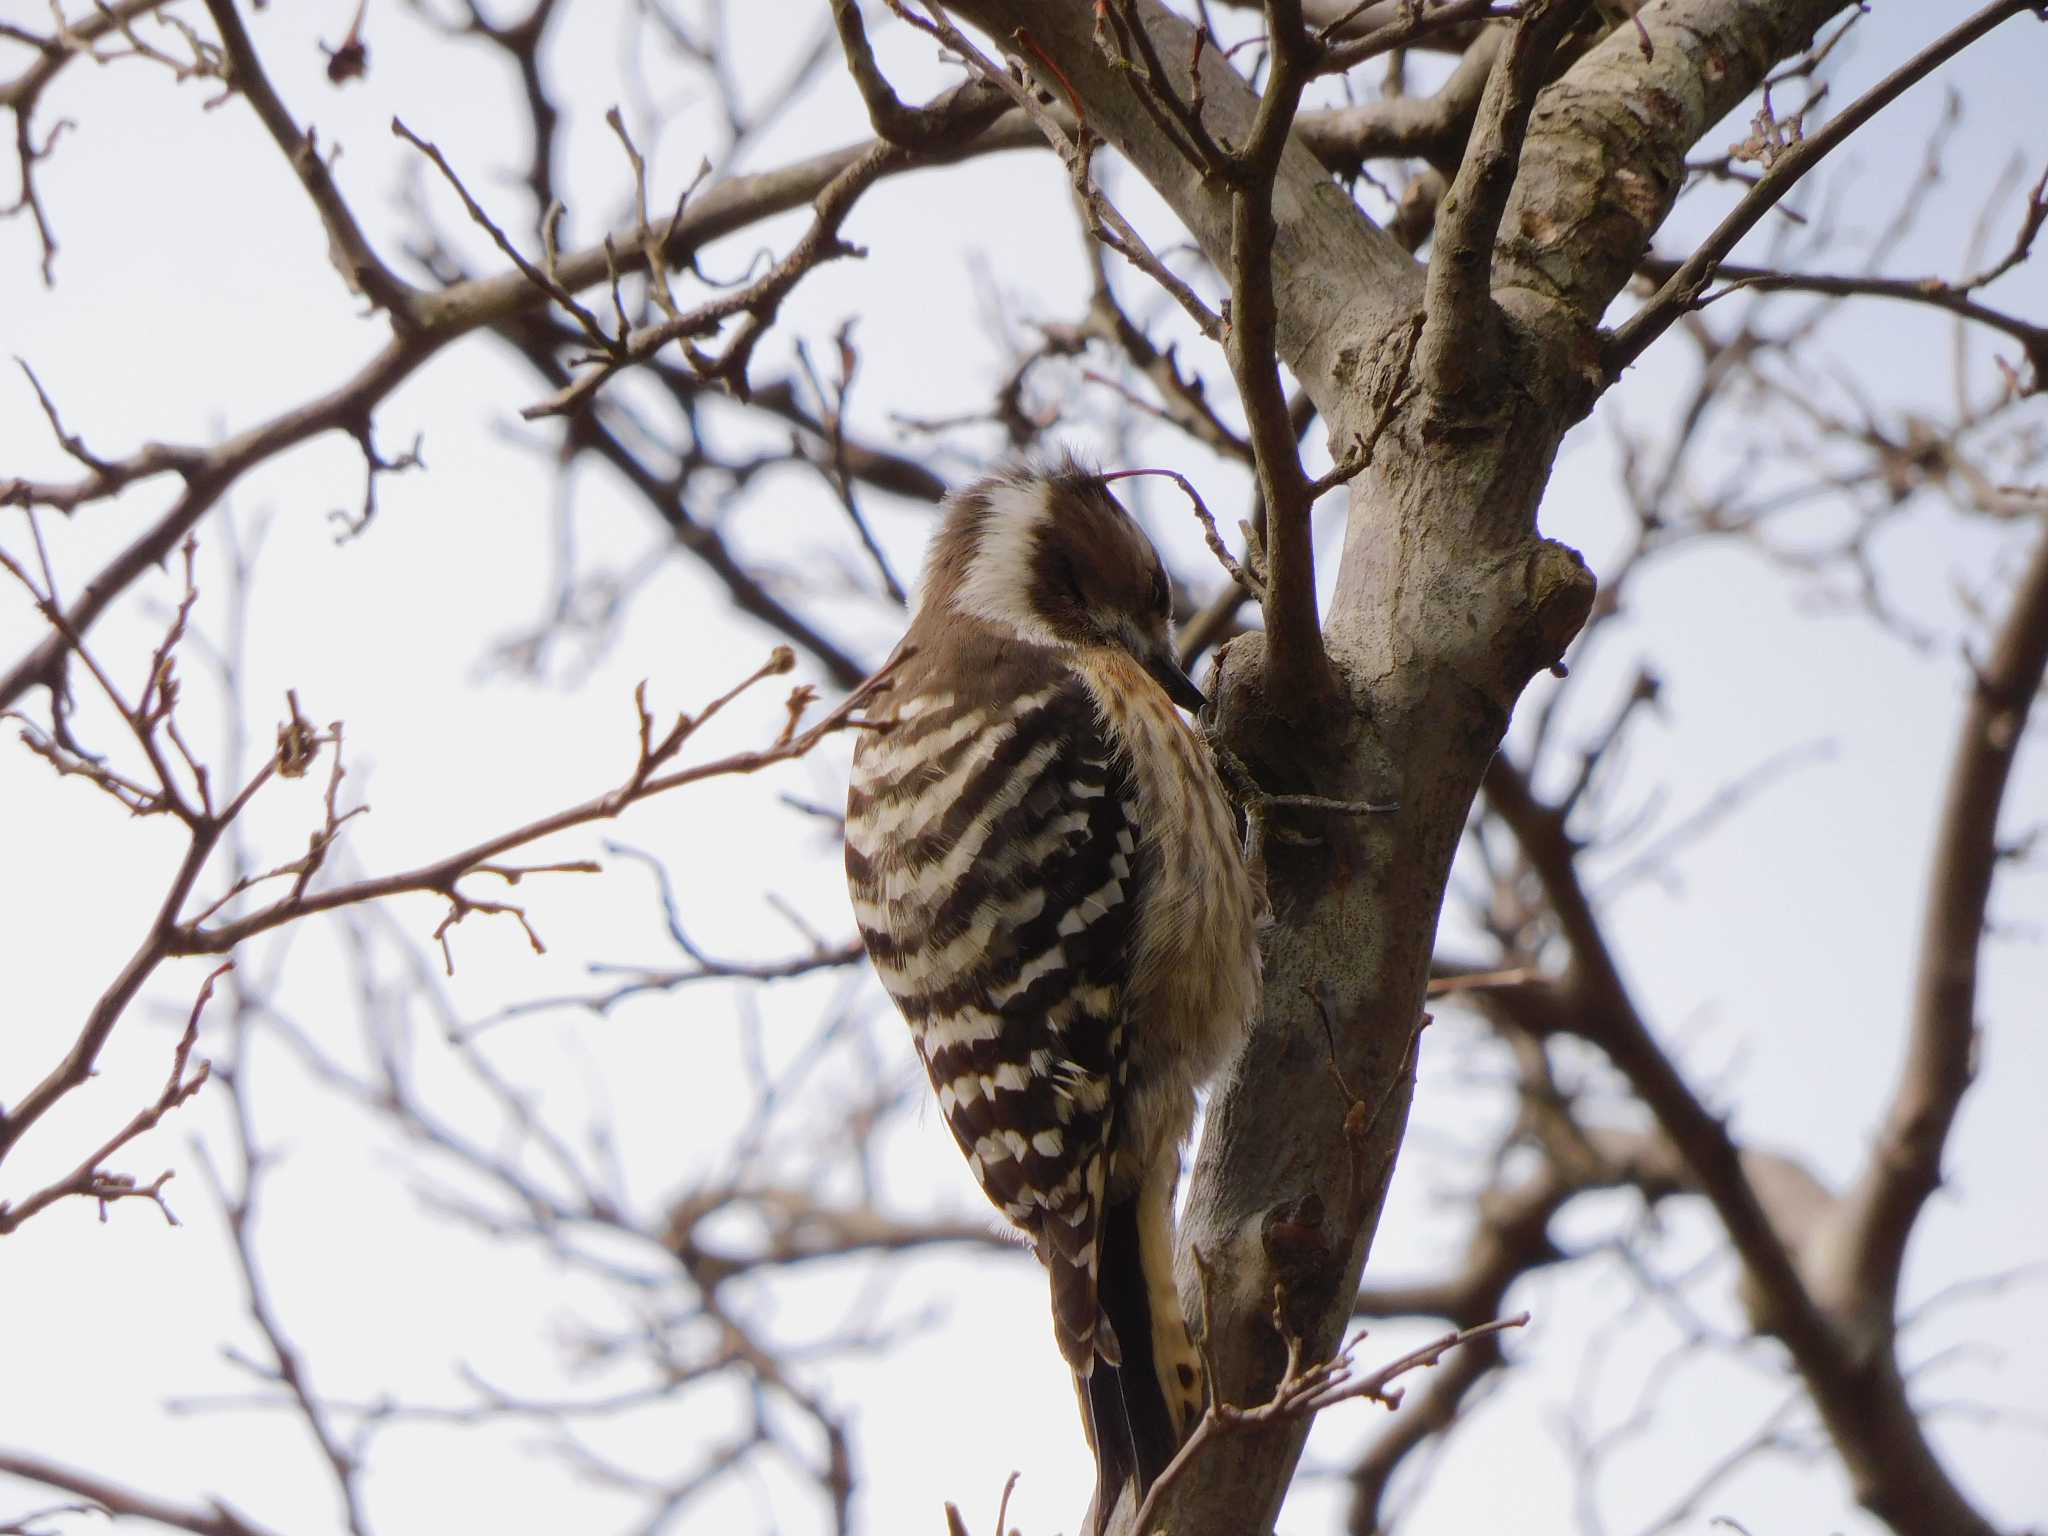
[924,2,1908,1530]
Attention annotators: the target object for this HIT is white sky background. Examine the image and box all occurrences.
[2,3,2045,1535]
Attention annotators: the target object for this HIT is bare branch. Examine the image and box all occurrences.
[0,962,228,1234]
[201,1021,370,1536]
[1832,526,2048,1321]
[1132,1310,1528,1534]
[891,2,1226,341]
[1416,0,1591,399]
[1634,254,2048,391]
[1606,0,2045,375]
[1317,0,1521,75]
[0,542,895,1205]
[0,1452,282,1536]
[197,0,417,317]
[530,127,901,414]
[394,115,616,349]
[0,1,181,282]
[177,651,899,958]
[1481,750,2006,1536]
[1218,0,1339,704]
[831,0,1008,148]
[0,119,997,711]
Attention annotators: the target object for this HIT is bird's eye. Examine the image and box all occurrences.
[1052,553,1086,605]
[1150,566,1171,616]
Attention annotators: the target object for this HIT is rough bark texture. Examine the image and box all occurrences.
[1495,0,1851,326]
[935,2,1909,1531]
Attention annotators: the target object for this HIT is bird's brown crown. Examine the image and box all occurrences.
[919,460,1178,670]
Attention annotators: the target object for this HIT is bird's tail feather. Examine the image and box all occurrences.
[1077,1184,1193,1533]
[1079,1360,1138,1536]
[1097,1192,1182,1489]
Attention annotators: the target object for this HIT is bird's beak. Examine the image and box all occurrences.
[1144,646,1208,713]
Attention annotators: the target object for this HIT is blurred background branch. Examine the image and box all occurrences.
[1,4,2042,1536]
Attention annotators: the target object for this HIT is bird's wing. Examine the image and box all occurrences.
[847,677,1143,1370]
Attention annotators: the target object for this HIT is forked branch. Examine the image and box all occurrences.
[1418,0,1591,398]
[1131,1297,1527,1535]
[1606,0,2046,376]
[1,535,902,1227]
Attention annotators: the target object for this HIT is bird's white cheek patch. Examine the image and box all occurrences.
[952,481,1059,645]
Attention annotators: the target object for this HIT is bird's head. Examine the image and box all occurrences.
[923,460,1206,711]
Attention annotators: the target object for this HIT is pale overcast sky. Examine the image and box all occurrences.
[2,4,2043,1536]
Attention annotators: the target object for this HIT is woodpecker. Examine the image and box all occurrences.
[844,460,1262,1529]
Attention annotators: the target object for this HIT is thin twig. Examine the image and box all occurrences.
[0,962,230,1234]
[1131,1313,1529,1534]
[1606,0,2044,375]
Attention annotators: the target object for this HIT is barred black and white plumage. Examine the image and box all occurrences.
[845,461,1262,1531]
